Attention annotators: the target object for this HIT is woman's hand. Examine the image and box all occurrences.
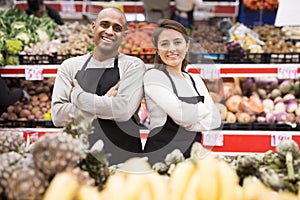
[106,82,120,97]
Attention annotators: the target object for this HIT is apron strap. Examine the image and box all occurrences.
[81,53,118,70]
[162,68,203,98]
[183,71,202,97]
[162,68,179,96]
[81,53,93,70]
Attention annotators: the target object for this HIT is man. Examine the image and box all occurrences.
[142,0,171,23]
[51,7,146,165]
[26,0,64,25]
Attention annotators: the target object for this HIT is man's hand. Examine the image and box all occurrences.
[106,82,120,97]
[69,79,80,101]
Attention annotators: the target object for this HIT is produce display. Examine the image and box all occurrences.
[0,77,54,122]
[1,120,300,200]
[243,0,279,11]
[0,6,56,65]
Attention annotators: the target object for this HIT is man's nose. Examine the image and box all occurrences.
[105,26,114,34]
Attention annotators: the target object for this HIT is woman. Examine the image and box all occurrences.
[143,19,221,164]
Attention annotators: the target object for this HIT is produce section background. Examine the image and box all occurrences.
[1,0,300,154]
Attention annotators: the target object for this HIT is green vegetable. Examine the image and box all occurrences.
[5,54,19,65]
[15,32,31,45]
[11,21,27,33]
[5,39,23,54]
[36,28,50,42]
[276,139,299,181]
[0,53,4,66]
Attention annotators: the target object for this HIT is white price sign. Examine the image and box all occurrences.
[271,133,292,147]
[25,66,44,80]
[203,131,223,146]
[277,67,298,79]
[200,67,220,79]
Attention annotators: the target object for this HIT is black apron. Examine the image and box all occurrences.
[143,69,203,164]
[75,54,143,165]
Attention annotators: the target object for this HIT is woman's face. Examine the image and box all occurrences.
[157,29,189,69]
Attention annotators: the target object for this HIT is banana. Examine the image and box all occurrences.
[76,185,102,200]
[137,186,152,200]
[169,161,197,200]
[43,172,78,200]
[216,160,239,200]
[100,173,126,199]
[122,173,149,200]
[146,172,169,200]
[182,168,202,200]
[196,155,219,200]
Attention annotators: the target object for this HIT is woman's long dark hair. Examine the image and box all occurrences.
[152,19,190,71]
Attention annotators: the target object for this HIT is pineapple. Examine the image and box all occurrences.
[31,133,82,178]
[65,167,95,187]
[0,131,24,153]
[61,113,110,190]
[5,167,49,200]
[62,112,94,150]
[0,152,23,198]
[79,141,110,191]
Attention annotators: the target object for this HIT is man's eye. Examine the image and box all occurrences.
[100,22,110,28]
[113,25,123,32]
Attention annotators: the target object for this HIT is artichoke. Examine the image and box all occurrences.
[276,140,299,181]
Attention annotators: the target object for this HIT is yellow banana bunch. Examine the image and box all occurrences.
[100,173,127,199]
[43,172,79,200]
[76,185,103,200]
[216,160,240,200]
[100,171,169,200]
[169,161,197,200]
[196,155,220,200]
[146,173,169,200]
[169,150,245,200]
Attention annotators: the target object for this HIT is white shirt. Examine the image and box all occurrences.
[143,68,221,132]
[51,53,146,127]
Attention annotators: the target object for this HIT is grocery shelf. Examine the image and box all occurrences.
[1,127,300,154]
[1,63,299,78]
[13,0,239,19]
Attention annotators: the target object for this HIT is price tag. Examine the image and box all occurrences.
[271,133,292,147]
[203,131,223,146]
[200,67,220,79]
[25,66,44,80]
[277,67,298,79]
[61,2,76,13]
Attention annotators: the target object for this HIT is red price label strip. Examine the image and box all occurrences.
[25,66,44,80]
[277,67,298,79]
[271,133,292,147]
[200,67,220,79]
[203,131,224,147]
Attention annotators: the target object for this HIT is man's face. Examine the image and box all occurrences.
[92,9,126,55]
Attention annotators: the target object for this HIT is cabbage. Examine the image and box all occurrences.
[36,28,50,42]
[15,32,31,45]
